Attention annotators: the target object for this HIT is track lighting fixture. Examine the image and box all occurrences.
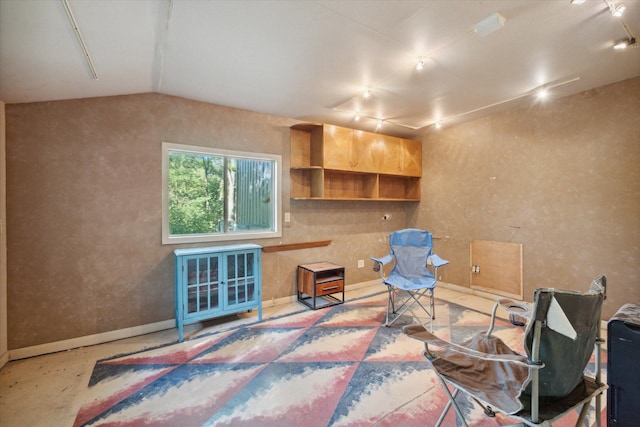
[363,89,372,98]
[434,121,442,129]
[601,1,637,50]
[376,119,383,129]
[605,0,626,17]
[613,37,637,49]
[611,4,625,17]
[354,113,360,121]
[416,58,425,71]
[570,0,586,4]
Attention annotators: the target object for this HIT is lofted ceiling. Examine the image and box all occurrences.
[1,0,639,138]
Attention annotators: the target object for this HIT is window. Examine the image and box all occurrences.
[162,142,281,244]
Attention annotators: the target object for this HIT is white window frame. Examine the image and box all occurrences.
[162,142,282,245]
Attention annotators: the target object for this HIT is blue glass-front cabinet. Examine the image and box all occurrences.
[174,244,262,341]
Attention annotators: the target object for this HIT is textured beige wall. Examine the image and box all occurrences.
[5,94,403,349]
[6,77,639,349]
[410,77,640,319]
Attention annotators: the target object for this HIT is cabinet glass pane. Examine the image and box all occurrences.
[209,256,218,281]
[246,253,253,276]
[238,253,245,276]
[186,256,220,314]
[187,259,197,285]
[227,278,255,305]
[227,255,236,279]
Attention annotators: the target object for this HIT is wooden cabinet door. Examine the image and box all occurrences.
[320,124,354,171]
[380,135,404,175]
[401,139,422,177]
[352,130,382,173]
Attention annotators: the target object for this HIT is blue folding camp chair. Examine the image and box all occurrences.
[371,228,449,331]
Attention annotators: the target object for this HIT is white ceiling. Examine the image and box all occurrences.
[1,0,639,137]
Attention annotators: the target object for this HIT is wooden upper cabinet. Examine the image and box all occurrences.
[290,123,421,201]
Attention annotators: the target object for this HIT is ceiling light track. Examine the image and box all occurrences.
[152,0,174,91]
[428,77,581,129]
[330,11,509,132]
[61,0,98,80]
[335,77,580,132]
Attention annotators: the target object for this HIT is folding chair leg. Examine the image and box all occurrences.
[430,289,435,320]
[435,376,469,427]
[385,286,397,327]
[470,397,496,417]
[574,401,591,427]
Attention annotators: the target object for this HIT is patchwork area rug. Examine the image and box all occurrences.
[73,291,606,426]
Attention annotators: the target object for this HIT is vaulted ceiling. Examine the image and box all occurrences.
[1,0,639,137]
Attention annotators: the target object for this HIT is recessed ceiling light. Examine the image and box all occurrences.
[416,59,425,70]
[354,113,360,121]
[363,89,372,98]
[434,121,442,129]
[537,88,549,100]
[376,119,383,129]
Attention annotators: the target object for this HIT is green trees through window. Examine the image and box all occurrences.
[168,152,224,235]
[162,143,281,244]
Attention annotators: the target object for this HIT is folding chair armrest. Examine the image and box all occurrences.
[429,253,449,268]
[403,324,540,369]
[486,298,532,335]
[371,254,394,274]
[371,254,394,266]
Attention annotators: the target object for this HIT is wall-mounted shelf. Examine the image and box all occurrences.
[262,240,332,253]
[290,123,421,201]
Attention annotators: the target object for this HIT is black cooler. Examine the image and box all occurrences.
[607,303,640,427]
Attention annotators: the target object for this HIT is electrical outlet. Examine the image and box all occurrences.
[284,212,291,223]
[358,259,365,268]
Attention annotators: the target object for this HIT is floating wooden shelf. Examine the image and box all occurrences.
[262,240,332,253]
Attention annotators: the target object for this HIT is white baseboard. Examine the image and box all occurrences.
[9,319,175,361]
[8,281,383,361]
[18,279,603,362]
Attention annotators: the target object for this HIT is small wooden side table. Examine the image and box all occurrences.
[297,262,345,309]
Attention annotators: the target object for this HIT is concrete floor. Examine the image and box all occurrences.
[0,283,510,427]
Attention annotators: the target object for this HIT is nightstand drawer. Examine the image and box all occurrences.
[316,280,344,296]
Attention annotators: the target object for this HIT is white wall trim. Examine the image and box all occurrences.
[8,280,384,361]
[6,279,609,361]
[9,319,175,361]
